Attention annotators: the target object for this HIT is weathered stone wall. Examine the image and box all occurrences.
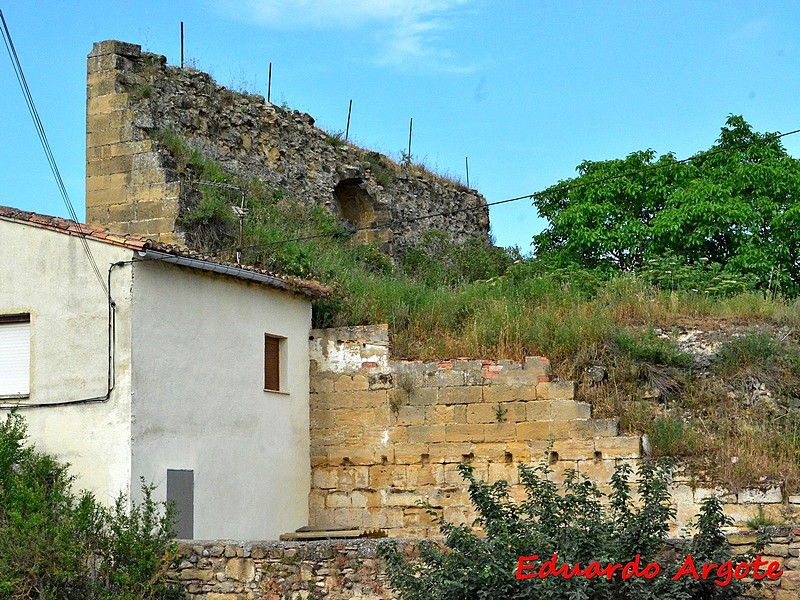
[307,325,800,537]
[170,533,800,599]
[85,40,489,250]
[308,325,642,538]
[86,41,182,243]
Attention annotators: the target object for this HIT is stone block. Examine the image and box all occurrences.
[483,384,535,403]
[325,492,352,508]
[426,404,455,424]
[550,400,592,420]
[86,154,134,178]
[86,171,129,193]
[483,423,517,442]
[310,376,335,395]
[369,465,407,490]
[396,405,426,426]
[310,409,335,429]
[426,442,473,463]
[313,391,353,410]
[86,185,128,207]
[522,356,550,377]
[525,400,550,421]
[334,374,369,392]
[327,446,376,466]
[224,558,255,582]
[445,424,485,443]
[536,381,576,400]
[338,465,370,491]
[349,389,389,409]
[312,467,339,489]
[407,387,438,406]
[739,486,783,504]
[488,462,520,485]
[467,403,500,424]
[439,386,483,405]
[406,464,439,487]
[382,489,422,507]
[472,442,530,463]
[516,421,552,441]
[594,436,641,459]
[500,401,527,422]
[178,568,215,581]
[407,424,447,444]
[453,405,467,423]
[333,408,379,428]
[551,439,595,461]
[394,443,429,464]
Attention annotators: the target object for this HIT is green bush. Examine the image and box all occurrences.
[0,413,182,600]
[380,459,760,600]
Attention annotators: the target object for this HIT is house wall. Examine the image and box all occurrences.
[0,221,134,504]
[130,260,312,539]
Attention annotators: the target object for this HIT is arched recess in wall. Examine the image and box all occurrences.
[333,178,377,241]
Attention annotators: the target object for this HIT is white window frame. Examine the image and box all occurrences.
[0,314,31,398]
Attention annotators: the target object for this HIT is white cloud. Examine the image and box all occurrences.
[213,0,475,70]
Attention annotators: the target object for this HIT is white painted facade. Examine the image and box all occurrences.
[0,214,314,539]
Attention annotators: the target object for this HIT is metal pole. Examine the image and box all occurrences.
[345,99,352,141]
[465,156,470,188]
[267,62,272,103]
[180,22,184,68]
[407,118,413,163]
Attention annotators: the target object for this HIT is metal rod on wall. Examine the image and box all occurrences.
[345,99,352,141]
[465,156,470,188]
[180,22,184,68]
[407,118,413,163]
[267,62,272,103]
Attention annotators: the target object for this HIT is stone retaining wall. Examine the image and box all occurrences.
[171,532,800,599]
[308,326,642,537]
[307,325,800,537]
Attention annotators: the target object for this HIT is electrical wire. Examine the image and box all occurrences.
[0,9,108,296]
[236,127,800,251]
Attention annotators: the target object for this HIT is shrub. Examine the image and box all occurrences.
[380,459,759,600]
[0,412,182,599]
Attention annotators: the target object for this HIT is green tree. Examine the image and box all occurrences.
[380,460,760,600]
[0,412,182,600]
[533,116,800,296]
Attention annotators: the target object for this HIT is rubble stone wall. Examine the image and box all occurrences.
[85,40,489,250]
[170,533,800,599]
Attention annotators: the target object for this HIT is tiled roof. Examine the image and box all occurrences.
[0,205,330,299]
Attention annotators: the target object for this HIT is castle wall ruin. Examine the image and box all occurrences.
[85,40,490,250]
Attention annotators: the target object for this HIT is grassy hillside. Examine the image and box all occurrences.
[163,130,800,494]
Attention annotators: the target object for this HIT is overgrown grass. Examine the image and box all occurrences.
[159,132,800,492]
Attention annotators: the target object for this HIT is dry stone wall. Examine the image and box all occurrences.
[170,533,800,599]
[308,325,642,538]
[85,40,489,250]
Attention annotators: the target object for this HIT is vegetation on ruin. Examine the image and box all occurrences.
[380,459,762,599]
[0,413,181,599]
[156,120,800,494]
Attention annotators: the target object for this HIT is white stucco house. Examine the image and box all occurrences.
[0,205,328,539]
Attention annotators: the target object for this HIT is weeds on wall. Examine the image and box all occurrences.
[155,131,800,492]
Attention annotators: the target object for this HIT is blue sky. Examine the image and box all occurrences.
[2,1,799,252]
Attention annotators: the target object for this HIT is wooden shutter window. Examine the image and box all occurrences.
[264,335,280,391]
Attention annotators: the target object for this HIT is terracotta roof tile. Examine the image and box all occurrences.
[0,205,330,299]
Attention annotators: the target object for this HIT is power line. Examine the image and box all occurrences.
[0,9,108,296]
[237,127,800,251]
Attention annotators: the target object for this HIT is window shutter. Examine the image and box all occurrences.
[264,335,280,391]
[0,315,31,397]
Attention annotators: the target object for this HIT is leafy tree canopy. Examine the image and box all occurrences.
[533,116,800,296]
